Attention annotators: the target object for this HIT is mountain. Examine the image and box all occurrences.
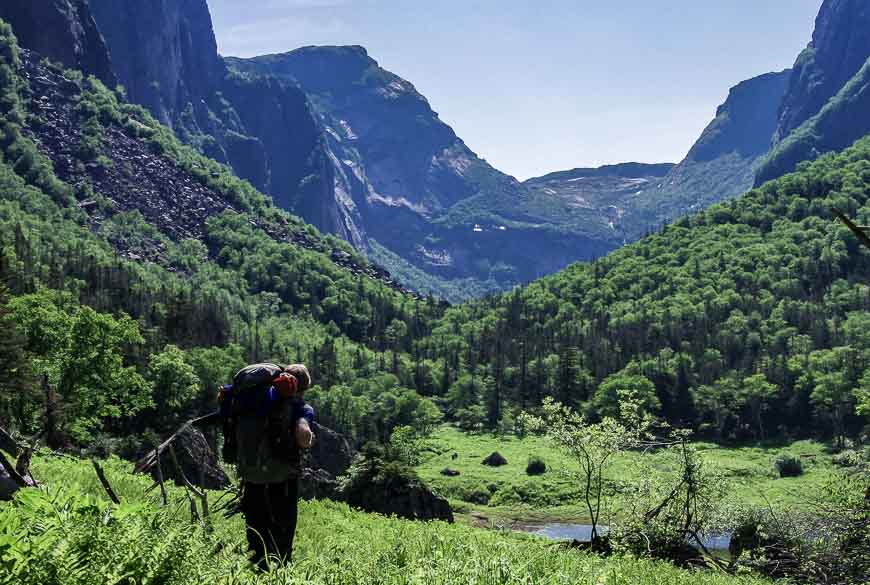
[86,0,361,246]
[522,163,675,245]
[756,0,870,183]
[61,3,615,296]
[525,71,790,244]
[227,47,619,288]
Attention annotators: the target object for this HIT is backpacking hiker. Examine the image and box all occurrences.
[219,362,315,569]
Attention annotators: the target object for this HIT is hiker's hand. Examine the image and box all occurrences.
[295,418,314,449]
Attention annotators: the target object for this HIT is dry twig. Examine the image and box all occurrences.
[91,458,121,505]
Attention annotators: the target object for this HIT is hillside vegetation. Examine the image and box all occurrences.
[414,138,870,443]
[0,21,443,451]
[0,454,774,585]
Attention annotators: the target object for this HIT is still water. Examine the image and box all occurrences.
[531,523,731,551]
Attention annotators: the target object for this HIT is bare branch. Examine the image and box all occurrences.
[91,459,121,505]
[833,208,870,251]
[167,445,209,522]
[0,450,28,487]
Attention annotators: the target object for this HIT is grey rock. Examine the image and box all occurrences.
[0,0,116,86]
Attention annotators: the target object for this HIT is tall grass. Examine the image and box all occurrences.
[0,455,771,584]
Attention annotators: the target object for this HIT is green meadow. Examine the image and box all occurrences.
[418,426,839,525]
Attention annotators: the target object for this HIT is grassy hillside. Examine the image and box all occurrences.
[0,454,773,585]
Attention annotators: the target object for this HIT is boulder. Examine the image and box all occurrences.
[138,424,230,490]
[440,468,460,477]
[298,423,353,500]
[343,472,454,523]
[482,452,507,467]
[299,467,338,500]
[308,422,353,477]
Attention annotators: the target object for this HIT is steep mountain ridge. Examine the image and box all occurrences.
[772,0,870,142]
[756,0,870,184]
[86,0,361,245]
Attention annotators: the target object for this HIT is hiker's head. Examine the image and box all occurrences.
[284,364,312,395]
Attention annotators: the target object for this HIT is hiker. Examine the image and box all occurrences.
[220,363,316,569]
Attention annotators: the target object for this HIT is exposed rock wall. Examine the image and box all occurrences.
[773,0,870,143]
[0,0,115,86]
[88,0,222,129]
[755,0,870,184]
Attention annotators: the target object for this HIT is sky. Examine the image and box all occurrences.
[208,0,822,181]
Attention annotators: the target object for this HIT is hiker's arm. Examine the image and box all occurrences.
[295,418,314,449]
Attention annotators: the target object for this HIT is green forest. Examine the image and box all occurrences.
[0,16,868,585]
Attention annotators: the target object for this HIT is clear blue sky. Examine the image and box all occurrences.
[208,0,822,180]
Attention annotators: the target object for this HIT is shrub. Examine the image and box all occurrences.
[775,454,803,478]
[831,449,861,467]
[462,484,491,505]
[482,452,507,466]
[526,456,546,475]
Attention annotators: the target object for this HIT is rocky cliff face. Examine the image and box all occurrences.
[87,0,355,243]
[88,0,221,129]
[629,70,791,234]
[0,0,114,86]
[755,0,870,184]
[772,0,870,142]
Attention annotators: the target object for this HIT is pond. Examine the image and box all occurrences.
[529,523,732,551]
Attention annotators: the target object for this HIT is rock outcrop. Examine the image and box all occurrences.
[772,0,870,143]
[755,0,870,184]
[308,422,353,477]
[137,425,231,490]
[88,0,223,130]
[342,467,454,523]
[0,0,115,86]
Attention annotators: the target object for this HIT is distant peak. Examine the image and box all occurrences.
[525,162,675,184]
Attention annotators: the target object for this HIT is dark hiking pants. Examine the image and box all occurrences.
[241,478,299,568]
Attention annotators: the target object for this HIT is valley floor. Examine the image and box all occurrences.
[0,454,774,585]
[418,427,840,526]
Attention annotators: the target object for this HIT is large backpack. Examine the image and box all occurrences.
[219,363,298,465]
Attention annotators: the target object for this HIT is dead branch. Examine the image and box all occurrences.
[154,448,168,506]
[167,445,209,522]
[91,459,121,505]
[0,450,28,487]
[833,208,870,251]
[0,426,20,457]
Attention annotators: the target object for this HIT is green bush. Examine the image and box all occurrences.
[775,454,804,478]
[526,455,547,475]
